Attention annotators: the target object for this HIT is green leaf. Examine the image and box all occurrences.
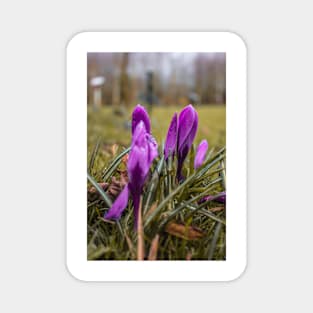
[143,156,165,214]
[144,169,196,227]
[144,149,225,228]
[88,138,101,173]
[157,178,223,229]
[102,146,130,181]
[208,222,223,260]
[220,159,226,190]
[87,172,112,207]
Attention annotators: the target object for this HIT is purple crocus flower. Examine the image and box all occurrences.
[164,113,177,160]
[194,139,209,169]
[177,104,198,181]
[105,111,158,228]
[132,104,150,135]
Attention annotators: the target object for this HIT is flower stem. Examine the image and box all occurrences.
[137,197,144,260]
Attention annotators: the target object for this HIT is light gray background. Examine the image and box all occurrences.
[0,1,312,312]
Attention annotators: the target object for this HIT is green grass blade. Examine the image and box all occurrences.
[102,146,130,181]
[208,222,223,260]
[144,150,225,228]
[143,156,165,214]
[220,159,226,190]
[88,138,101,173]
[87,172,112,207]
[158,182,223,229]
[144,170,196,227]
[185,204,225,225]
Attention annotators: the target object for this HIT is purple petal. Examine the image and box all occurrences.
[146,133,158,165]
[216,191,226,204]
[186,111,198,148]
[104,184,129,220]
[128,145,148,188]
[129,122,158,185]
[176,105,198,180]
[164,113,177,160]
[199,192,226,204]
[127,147,145,228]
[125,107,159,229]
[194,139,209,169]
[177,105,198,151]
[132,104,151,135]
[176,142,190,181]
[132,121,147,148]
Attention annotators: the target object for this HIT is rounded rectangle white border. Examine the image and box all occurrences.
[66,32,247,281]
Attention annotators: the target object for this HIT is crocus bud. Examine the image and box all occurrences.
[177,104,198,181]
[105,120,158,228]
[194,139,208,169]
[132,104,151,135]
[164,113,177,160]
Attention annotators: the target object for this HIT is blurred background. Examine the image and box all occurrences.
[87,53,226,156]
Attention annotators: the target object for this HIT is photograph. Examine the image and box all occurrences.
[86,52,226,261]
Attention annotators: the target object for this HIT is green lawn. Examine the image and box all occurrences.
[88,105,225,149]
